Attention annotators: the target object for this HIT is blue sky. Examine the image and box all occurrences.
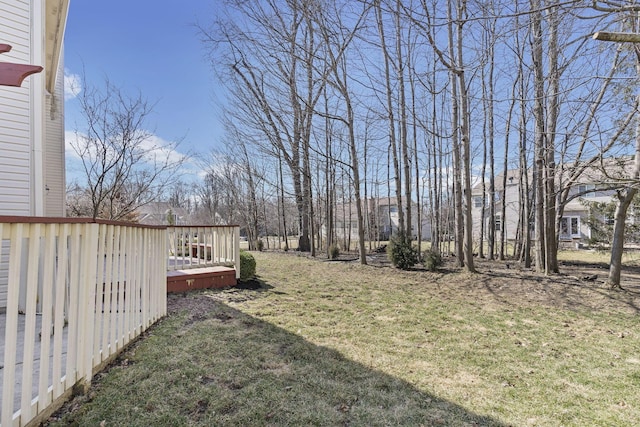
[63,1,223,181]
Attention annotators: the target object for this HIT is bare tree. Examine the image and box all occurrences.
[68,78,186,220]
[591,2,640,288]
[375,0,406,241]
[414,0,475,271]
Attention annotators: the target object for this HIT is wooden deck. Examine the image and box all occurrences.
[0,267,237,420]
[0,312,69,418]
[166,266,237,293]
[0,221,239,425]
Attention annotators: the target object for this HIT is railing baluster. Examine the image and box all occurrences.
[235,227,241,279]
[123,226,133,345]
[20,223,41,421]
[38,223,56,411]
[110,225,121,353]
[52,223,68,399]
[94,224,106,363]
[101,224,114,361]
[65,224,81,389]
[81,224,99,387]
[180,226,186,270]
[2,223,22,426]
[116,225,127,352]
[141,228,149,330]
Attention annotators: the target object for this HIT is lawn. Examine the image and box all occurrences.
[47,251,640,426]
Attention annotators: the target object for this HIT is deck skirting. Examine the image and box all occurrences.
[166,266,237,292]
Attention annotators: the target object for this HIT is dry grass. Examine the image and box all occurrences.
[47,251,640,426]
[557,247,640,266]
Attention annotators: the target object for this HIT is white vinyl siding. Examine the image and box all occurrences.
[0,0,32,216]
[44,50,66,216]
[0,0,32,307]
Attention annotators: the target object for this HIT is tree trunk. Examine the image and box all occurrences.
[447,0,464,266]
[608,80,640,287]
[608,188,637,288]
[531,0,546,273]
[455,0,476,272]
[375,0,405,239]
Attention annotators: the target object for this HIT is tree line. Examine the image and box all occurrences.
[67,0,640,288]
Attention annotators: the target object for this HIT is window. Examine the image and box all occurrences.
[578,184,595,198]
[494,214,502,231]
[632,206,640,225]
[389,205,398,213]
[560,216,580,239]
[473,196,483,208]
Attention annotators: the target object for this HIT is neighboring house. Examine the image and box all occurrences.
[0,0,69,309]
[137,201,190,226]
[471,169,523,243]
[328,197,431,245]
[471,158,634,245]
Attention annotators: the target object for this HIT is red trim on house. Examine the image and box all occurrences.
[0,43,43,87]
[0,63,43,87]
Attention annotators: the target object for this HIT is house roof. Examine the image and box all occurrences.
[472,156,635,195]
[561,156,635,184]
[332,197,422,222]
[137,202,189,225]
[471,168,525,194]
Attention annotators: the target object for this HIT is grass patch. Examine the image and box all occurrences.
[557,248,640,267]
[47,252,640,426]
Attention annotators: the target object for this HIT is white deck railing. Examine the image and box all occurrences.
[167,225,240,279]
[0,217,167,427]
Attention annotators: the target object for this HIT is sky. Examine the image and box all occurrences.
[63,1,223,182]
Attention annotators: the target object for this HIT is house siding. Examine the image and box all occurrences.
[0,0,32,217]
[0,0,48,309]
[472,181,522,242]
[44,49,65,216]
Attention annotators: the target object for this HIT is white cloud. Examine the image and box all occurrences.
[139,133,188,166]
[64,70,82,100]
[65,130,82,160]
[65,129,191,173]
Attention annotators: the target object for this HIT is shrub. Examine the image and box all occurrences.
[422,249,443,271]
[387,232,419,270]
[240,250,256,281]
[255,239,264,251]
[328,244,340,260]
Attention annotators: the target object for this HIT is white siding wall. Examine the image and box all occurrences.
[44,49,65,216]
[472,181,522,243]
[503,183,521,241]
[0,0,32,216]
[0,0,32,310]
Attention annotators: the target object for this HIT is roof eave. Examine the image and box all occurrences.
[45,0,70,93]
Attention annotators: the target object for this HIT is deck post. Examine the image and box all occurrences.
[234,226,241,279]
